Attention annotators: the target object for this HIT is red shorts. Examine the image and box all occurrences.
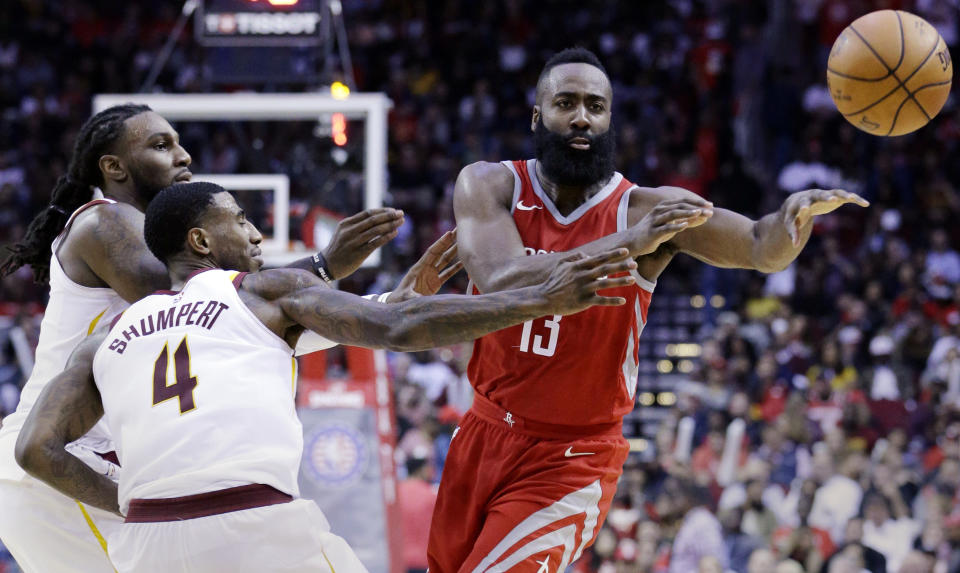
[427,394,629,573]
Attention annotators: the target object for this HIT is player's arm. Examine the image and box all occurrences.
[268,249,637,352]
[454,162,709,293]
[71,202,171,302]
[284,207,404,281]
[14,330,120,516]
[384,229,462,302]
[665,186,869,272]
[290,230,461,355]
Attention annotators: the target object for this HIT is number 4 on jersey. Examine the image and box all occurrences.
[152,336,199,414]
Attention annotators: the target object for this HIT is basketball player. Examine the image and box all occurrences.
[14,181,640,573]
[0,104,458,572]
[429,47,869,572]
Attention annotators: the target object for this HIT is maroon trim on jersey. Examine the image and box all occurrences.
[232,271,249,290]
[185,267,217,283]
[96,451,120,466]
[470,393,623,440]
[151,268,220,296]
[108,311,126,330]
[124,484,292,523]
[56,199,113,242]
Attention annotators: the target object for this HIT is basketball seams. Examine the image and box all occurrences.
[885,94,916,136]
[842,25,942,123]
[849,25,895,73]
[842,83,904,117]
[912,79,953,92]
[896,32,944,119]
[893,11,906,73]
[830,10,952,135]
[827,68,891,82]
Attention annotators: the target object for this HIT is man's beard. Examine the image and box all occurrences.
[129,168,172,203]
[533,117,616,187]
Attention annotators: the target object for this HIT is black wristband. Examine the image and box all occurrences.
[311,252,335,284]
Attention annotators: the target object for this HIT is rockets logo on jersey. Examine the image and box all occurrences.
[467,159,654,427]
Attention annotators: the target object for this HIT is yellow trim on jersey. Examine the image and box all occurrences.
[291,357,297,395]
[75,501,117,572]
[87,308,108,335]
[321,548,336,573]
[227,271,240,281]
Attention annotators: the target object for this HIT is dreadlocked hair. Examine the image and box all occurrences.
[0,104,151,283]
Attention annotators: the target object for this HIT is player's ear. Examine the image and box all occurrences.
[186,228,211,256]
[531,106,540,132]
[99,154,128,184]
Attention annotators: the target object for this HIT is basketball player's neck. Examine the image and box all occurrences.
[165,256,218,290]
[534,160,610,216]
[102,181,149,213]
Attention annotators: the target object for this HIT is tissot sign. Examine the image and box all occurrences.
[197,0,324,46]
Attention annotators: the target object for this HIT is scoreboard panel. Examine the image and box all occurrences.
[197,0,326,46]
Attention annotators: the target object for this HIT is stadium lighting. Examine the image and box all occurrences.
[330,81,350,100]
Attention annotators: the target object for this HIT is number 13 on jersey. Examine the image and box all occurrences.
[518,315,562,357]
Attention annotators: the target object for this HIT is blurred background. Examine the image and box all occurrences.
[1,0,960,572]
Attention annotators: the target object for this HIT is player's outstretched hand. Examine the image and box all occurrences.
[634,198,714,256]
[389,230,463,302]
[324,208,405,279]
[784,189,870,246]
[540,248,637,315]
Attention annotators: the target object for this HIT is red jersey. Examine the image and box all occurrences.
[467,159,654,426]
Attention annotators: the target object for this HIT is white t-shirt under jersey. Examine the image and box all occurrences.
[92,269,302,513]
[0,198,127,482]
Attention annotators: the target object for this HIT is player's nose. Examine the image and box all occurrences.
[570,105,590,130]
[174,144,192,167]
[249,223,263,244]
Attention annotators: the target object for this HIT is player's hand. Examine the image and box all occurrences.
[633,198,714,256]
[539,248,637,314]
[783,189,869,246]
[387,230,463,303]
[323,208,405,279]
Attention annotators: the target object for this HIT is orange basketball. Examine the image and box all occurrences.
[827,10,953,137]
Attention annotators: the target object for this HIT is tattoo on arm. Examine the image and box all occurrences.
[281,287,546,352]
[15,334,121,515]
[86,206,169,302]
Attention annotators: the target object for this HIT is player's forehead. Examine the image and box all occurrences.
[541,63,612,101]
[121,111,178,145]
[209,191,239,215]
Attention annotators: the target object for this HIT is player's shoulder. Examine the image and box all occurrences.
[60,201,143,258]
[457,161,514,190]
[455,161,515,208]
[240,267,323,301]
[69,201,143,240]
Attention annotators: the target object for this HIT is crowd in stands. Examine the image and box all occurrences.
[2,0,960,572]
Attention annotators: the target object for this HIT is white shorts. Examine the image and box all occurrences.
[0,474,122,573]
[108,498,368,573]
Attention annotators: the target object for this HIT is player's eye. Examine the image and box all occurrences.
[154,142,168,151]
[591,103,605,112]
[556,100,571,108]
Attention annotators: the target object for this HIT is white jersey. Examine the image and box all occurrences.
[0,198,127,481]
[92,269,301,513]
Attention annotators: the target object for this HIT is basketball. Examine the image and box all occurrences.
[827,10,953,137]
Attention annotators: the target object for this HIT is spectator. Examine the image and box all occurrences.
[398,452,437,573]
[810,450,867,543]
[667,480,729,573]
